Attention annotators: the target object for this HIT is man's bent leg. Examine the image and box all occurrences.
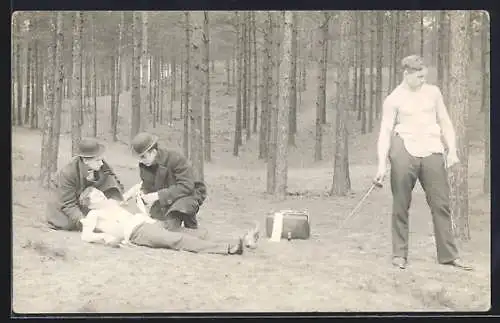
[45,202,81,231]
[419,153,459,264]
[129,222,230,255]
[182,212,199,229]
[389,135,420,260]
[166,196,200,229]
[162,211,183,231]
[165,211,207,239]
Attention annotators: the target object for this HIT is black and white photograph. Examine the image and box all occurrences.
[11,10,491,313]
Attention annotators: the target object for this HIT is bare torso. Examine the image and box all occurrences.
[91,201,145,240]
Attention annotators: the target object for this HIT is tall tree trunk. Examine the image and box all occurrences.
[482,12,490,194]
[30,27,38,129]
[71,11,83,155]
[357,12,364,121]
[259,12,271,160]
[112,11,124,141]
[225,57,231,95]
[320,13,329,125]
[50,12,64,174]
[352,15,358,116]
[15,16,23,126]
[110,55,118,132]
[315,14,329,161]
[288,11,298,146]
[92,15,97,137]
[31,37,39,129]
[183,11,191,158]
[151,56,157,128]
[159,56,164,124]
[448,11,471,241]
[232,42,236,90]
[40,13,57,188]
[233,11,243,156]
[274,11,293,199]
[368,12,375,132]
[375,11,383,119]
[420,11,425,58]
[359,12,366,134]
[11,14,16,125]
[252,11,258,134]
[203,11,212,162]
[387,12,394,94]
[266,11,278,193]
[393,12,401,86]
[141,11,149,131]
[130,12,142,139]
[188,12,205,181]
[242,13,248,133]
[245,12,252,141]
[24,21,32,125]
[170,58,176,125]
[180,54,184,119]
[331,11,353,196]
[437,11,450,101]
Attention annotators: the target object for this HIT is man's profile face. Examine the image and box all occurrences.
[404,67,427,89]
[139,149,157,167]
[83,156,104,171]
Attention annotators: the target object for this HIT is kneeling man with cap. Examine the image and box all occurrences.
[45,138,125,231]
[130,132,207,232]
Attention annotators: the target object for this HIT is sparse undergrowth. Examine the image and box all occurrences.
[12,64,490,313]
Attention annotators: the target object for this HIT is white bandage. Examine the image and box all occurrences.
[270,211,284,242]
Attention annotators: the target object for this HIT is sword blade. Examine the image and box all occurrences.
[339,184,377,229]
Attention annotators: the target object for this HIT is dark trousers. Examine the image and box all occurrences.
[129,222,229,255]
[389,134,459,264]
[150,196,200,231]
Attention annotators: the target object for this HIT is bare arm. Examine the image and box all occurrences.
[435,87,457,155]
[377,97,398,167]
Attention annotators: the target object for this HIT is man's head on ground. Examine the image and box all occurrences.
[76,138,105,171]
[79,187,108,209]
[401,55,428,90]
[131,132,159,167]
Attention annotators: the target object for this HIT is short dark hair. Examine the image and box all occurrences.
[401,55,425,73]
[79,186,99,208]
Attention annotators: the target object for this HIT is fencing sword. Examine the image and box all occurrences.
[338,180,384,231]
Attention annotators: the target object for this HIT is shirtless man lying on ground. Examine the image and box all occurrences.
[77,187,259,255]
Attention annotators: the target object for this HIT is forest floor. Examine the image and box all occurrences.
[12,66,490,314]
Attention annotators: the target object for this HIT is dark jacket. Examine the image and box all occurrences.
[46,157,124,227]
[139,147,206,213]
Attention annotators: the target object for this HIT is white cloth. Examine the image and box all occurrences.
[385,83,445,157]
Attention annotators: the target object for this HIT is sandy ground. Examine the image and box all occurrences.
[12,63,490,314]
[12,126,490,314]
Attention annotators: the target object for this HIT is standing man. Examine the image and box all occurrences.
[374,55,472,270]
[130,132,206,232]
[45,138,125,231]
